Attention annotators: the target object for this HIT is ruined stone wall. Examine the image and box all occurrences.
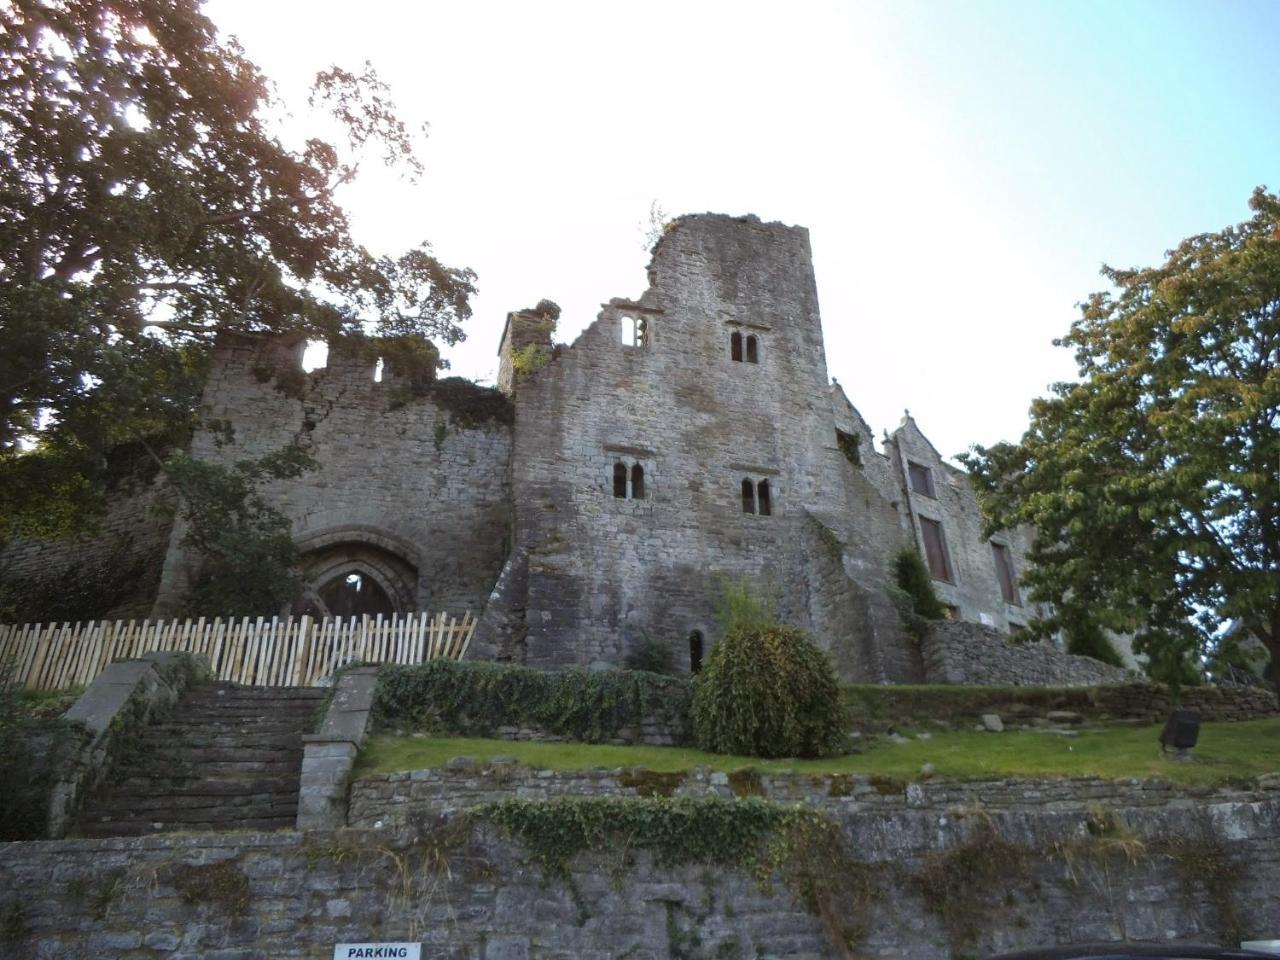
[486,215,915,679]
[153,338,512,618]
[922,619,1141,687]
[3,792,1277,958]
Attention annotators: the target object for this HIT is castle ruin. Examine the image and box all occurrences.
[6,213,1062,683]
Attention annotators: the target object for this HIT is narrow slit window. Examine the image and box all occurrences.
[741,478,756,514]
[745,335,758,364]
[730,331,743,362]
[757,478,771,515]
[613,462,627,498]
[689,631,704,674]
[631,463,645,500]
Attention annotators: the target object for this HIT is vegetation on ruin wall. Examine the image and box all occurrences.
[482,795,873,954]
[373,660,693,744]
[891,547,946,621]
[511,343,552,382]
[479,794,1251,957]
[357,718,1280,786]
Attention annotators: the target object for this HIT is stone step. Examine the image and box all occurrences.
[163,704,321,720]
[88,791,297,814]
[106,775,300,798]
[111,758,302,778]
[145,720,316,738]
[125,732,305,751]
[78,815,295,837]
[76,679,325,839]
[124,745,303,764]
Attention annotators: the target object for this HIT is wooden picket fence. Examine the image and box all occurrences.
[0,610,477,691]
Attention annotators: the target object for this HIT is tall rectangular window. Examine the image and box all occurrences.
[992,542,1021,605]
[919,517,953,582]
[908,462,936,498]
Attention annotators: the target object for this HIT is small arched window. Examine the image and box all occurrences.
[757,478,771,516]
[631,463,646,500]
[689,631,704,674]
[741,478,756,514]
[745,335,758,364]
[613,462,627,498]
[730,330,743,362]
[621,316,648,347]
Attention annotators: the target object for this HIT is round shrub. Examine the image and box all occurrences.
[692,624,846,758]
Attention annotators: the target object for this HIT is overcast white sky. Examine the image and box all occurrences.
[205,0,1279,462]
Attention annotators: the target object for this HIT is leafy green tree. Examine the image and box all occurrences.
[0,0,475,539]
[962,188,1279,682]
[165,444,315,617]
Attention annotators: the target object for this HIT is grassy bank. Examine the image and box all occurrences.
[356,717,1280,787]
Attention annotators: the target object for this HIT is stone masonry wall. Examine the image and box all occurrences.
[888,414,1048,634]
[486,214,916,680]
[153,338,512,618]
[923,619,1138,687]
[3,791,1278,958]
[347,763,1280,828]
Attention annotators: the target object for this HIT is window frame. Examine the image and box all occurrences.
[908,461,937,499]
[919,516,954,583]
[991,541,1021,605]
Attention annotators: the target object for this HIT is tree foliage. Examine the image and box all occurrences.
[962,188,1280,682]
[0,0,475,538]
[165,444,315,617]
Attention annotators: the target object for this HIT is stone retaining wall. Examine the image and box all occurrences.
[3,791,1278,959]
[348,762,1280,828]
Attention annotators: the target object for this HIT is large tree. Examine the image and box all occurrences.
[963,188,1280,682]
[0,0,475,539]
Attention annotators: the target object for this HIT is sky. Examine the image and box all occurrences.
[203,0,1280,462]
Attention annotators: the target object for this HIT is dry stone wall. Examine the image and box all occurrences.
[923,619,1139,687]
[3,789,1278,959]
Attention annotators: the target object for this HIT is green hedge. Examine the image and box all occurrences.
[373,660,693,744]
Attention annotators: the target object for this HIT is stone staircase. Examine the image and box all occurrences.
[76,682,328,837]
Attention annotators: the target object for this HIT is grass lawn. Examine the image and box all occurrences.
[356,717,1280,787]
[10,686,82,720]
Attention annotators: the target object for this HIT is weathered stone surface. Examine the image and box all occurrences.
[152,337,513,619]
[980,713,1005,732]
[298,666,379,830]
[2,789,1278,959]
[346,764,1280,827]
[922,619,1138,687]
